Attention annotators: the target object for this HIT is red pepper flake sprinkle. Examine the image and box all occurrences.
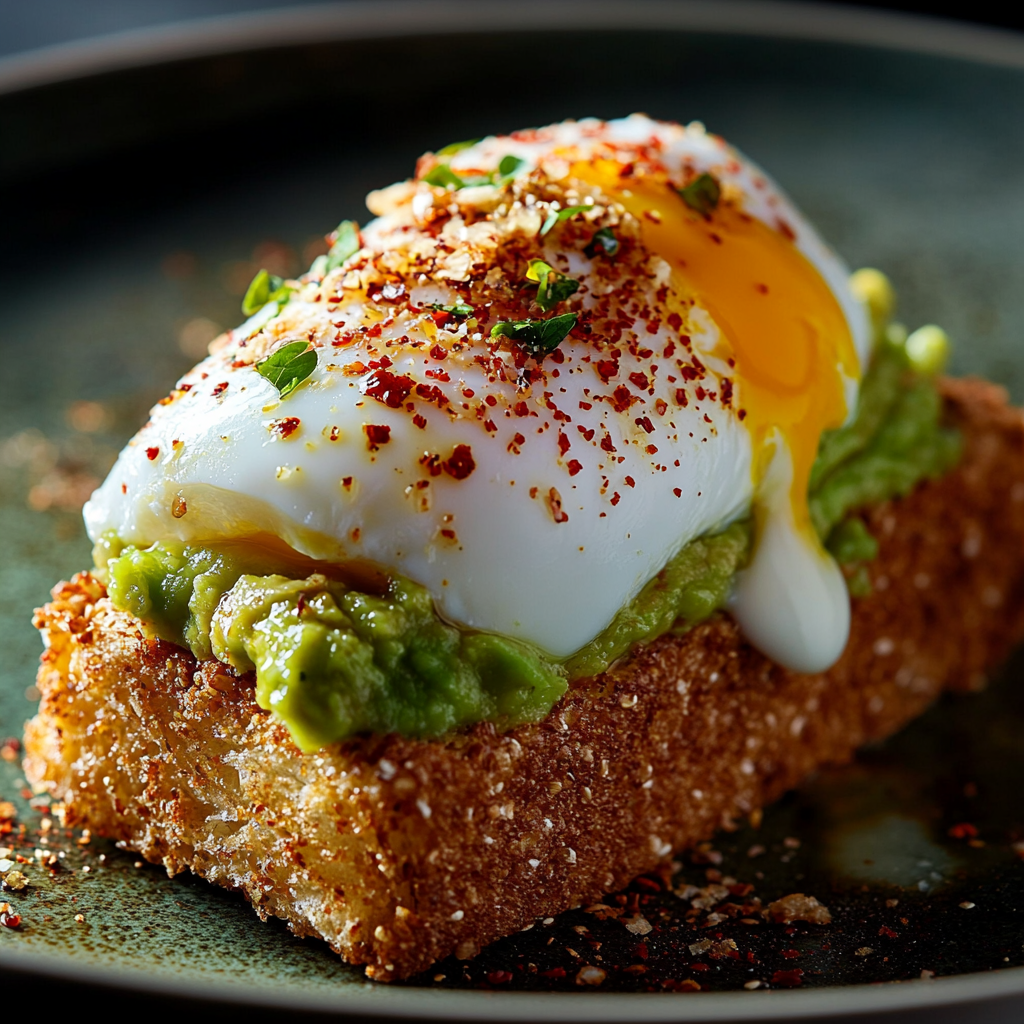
[365,369,414,409]
[948,822,978,839]
[341,476,353,490]
[609,385,635,413]
[667,312,683,330]
[610,492,621,506]
[487,970,514,985]
[629,371,650,390]
[413,414,427,429]
[771,969,804,988]
[558,432,571,456]
[596,359,619,382]
[673,488,682,497]
[567,459,583,476]
[635,416,655,434]
[271,417,301,439]
[415,383,449,409]
[442,444,475,480]
[145,447,160,461]
[878,925,899,939]
[547,487,569,523]
[212,381,229,397]
[364,424,391,450]
[624,476,636,488]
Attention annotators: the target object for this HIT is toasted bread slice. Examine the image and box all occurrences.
[23,377,1024,980]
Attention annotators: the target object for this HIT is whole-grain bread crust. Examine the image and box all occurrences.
[23,377,1024,980]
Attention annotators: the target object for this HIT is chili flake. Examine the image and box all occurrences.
[364,424,392,450]
[365,369,414,408]
[271,417,302,439]
[442,444,476,480]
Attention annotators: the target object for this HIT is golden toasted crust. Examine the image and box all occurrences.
[23,377,1024,980]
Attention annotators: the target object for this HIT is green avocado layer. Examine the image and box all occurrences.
[102,321,962,750]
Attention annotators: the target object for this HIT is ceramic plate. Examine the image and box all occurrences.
[2,2,1024,1018]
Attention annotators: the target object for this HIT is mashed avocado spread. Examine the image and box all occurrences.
[101,301,961,750]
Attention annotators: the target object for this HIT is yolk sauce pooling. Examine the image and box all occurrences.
[575,159,861,546]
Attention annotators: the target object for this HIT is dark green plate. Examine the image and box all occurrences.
[2,2,1024,1018]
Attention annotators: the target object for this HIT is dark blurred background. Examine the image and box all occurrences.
[0,0,1022,62]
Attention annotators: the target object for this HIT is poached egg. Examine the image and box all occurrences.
[85,115,871,673]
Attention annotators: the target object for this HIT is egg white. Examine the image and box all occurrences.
[85,115,870,669]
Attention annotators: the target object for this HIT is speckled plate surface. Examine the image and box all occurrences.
[2,2,1024,1019]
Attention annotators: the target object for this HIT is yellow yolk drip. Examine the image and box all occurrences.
[574,160,860,541]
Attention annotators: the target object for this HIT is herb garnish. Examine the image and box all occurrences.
[325,220,360,272]
[540,204,590,236]
[585,226,619,258]
[423,149,526,191]
[497,154,525,180]
[525,259,580,312]
[436,138,481,157]
[422,164,467,190]
[256,340,317,398]
[242,269,293,317]
[490,312,578,358]
[431,302,475,317]
[678,172,721,216]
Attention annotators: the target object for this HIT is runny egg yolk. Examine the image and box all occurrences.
[574,160,860,547]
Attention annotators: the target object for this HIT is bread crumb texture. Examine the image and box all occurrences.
[23,378,1024,980]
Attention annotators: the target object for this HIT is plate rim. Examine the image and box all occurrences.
[1,0,1024,98]
[3,943,1024,1021]
[3,0,1024,1016]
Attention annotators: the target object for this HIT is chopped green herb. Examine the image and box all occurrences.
[490,312,578,358]
[256,340,317,398]
[431,302,475,317]
[585,226,619,258]
[436,138,481,157]
[325,220,360,272]
[540,204,590,236]
[525,259,580,312]
[497,154,526,179]
[241,269,292,317]
[525,259,552,282]
[422,164,466,190]
[678,172,721,216]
